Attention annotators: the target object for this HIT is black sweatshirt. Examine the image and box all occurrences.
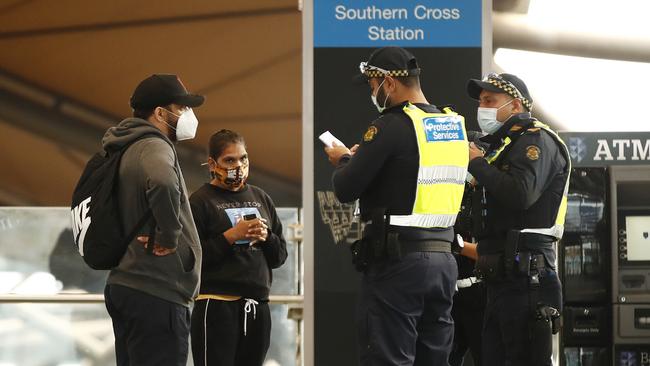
[189,183,288,300]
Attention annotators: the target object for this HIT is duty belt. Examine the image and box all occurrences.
[519,233,556,247]
[399,239,451,254]
[475,252,550,282]
[480,233,556,250]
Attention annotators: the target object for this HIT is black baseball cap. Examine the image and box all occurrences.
[467,73,533,111]
[354,47,421,83]
[130,74,205,110]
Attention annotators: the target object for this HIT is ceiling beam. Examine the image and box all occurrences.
[196,48,301,95]
[494,12,650,63]
[0,84,106,154]
[200,113,300,124]
[0,186,34,206]
[0,71,301,206]
[0,0,36,16]
[0,6,298,40]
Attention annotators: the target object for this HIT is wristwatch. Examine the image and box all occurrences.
[452,234,465,255]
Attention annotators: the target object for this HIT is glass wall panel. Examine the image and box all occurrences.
[0,207,303,366]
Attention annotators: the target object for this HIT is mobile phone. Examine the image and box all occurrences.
[243,213,257,221]
[318,131,345,148]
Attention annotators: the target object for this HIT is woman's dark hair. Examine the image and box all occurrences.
[209,129,246,159]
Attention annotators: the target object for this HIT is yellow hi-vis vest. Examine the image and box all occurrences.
[485,120,571,239]
[389,103,469,228]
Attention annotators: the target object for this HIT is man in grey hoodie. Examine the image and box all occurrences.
[102,74,203,366]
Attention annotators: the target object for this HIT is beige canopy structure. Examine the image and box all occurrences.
[0,0,302,205]
[2,0,648,206]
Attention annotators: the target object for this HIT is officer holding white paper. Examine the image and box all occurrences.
[323,47,469,366]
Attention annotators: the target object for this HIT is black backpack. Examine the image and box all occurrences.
[70,133,159,270]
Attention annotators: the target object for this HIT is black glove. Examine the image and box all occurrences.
[467,130,490,151]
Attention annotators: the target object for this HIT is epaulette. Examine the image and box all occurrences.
[438,104,457,114]
[524,127,542,134]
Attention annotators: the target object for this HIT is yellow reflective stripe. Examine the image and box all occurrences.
[390,213,458,228]
[486,137,511,164]
[521,227,564,238]
[417,166,466,185]
[413,183,465,214]
[556,196,568,226]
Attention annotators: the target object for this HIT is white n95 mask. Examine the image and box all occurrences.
[476,99,514,135]
[175,109,199,141]
[162,108,199,141]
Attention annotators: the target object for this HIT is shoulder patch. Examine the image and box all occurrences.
[526,145,541,161]
[526,127,542,134]
[363,125,378,142]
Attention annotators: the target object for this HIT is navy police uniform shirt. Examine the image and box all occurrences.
[468,112,568,267]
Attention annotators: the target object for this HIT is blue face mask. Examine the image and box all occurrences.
[476,99,514,134]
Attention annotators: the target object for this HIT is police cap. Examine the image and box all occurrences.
[354,47,421,83]
[467,73,533,111]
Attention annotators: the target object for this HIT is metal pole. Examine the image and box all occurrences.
[0,294,304,305]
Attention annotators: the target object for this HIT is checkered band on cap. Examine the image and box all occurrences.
[365,69,412,78]
[486,77,533,110]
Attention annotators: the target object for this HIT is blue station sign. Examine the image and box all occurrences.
[314,0,482,47]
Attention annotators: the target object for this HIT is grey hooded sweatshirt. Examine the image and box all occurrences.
[102,118,201,307]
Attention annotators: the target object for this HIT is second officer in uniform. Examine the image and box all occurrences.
[324,47,469,366]
[464,73,570,365]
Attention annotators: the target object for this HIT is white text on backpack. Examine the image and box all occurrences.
[71,197,92,256]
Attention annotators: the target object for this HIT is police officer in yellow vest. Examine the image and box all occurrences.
[324,47,468,366]
[462,73,570,366]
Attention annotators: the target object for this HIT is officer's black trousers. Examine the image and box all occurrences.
[191,298,271,366]
[358,251,457,366]
[104,284,191,366]
[482,270,562,366]
[449,283,487,366]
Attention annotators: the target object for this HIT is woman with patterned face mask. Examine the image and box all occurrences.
[188,129,288,366]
